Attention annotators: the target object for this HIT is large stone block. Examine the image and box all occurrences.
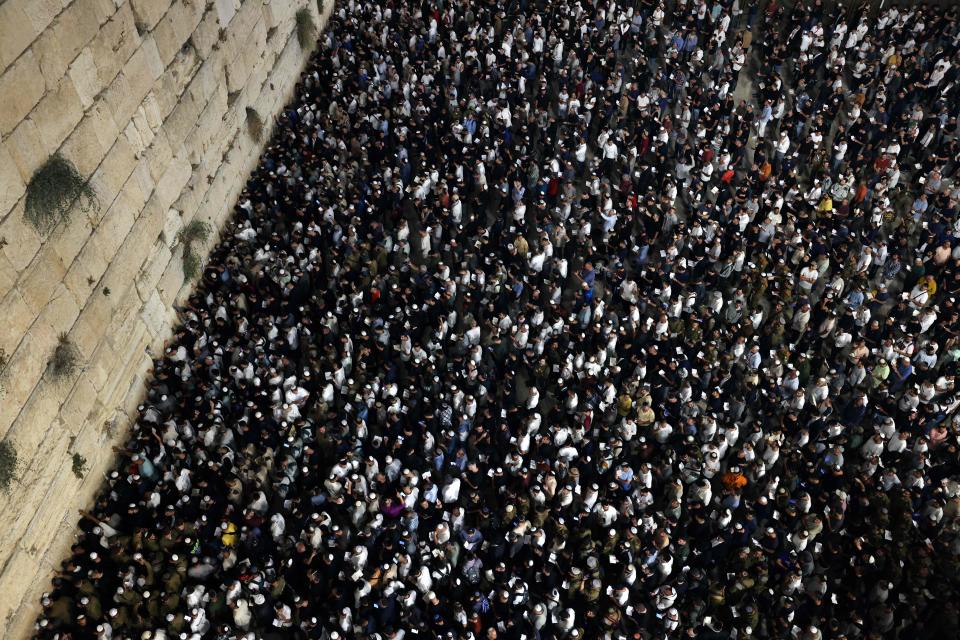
[100,200,161,302]
[68,284,112,359]
[0,326,56,437]
[156,245,187,306]
[86,101,122,161]
[60,110,113,179]
[161,207,185,248]
[0,252,17,302]
[140,288,170,337]
[142,128,175,186]
[30,75,85,156]
[130,156,157,206]
[0,1,38,75]
[67,47,102,110]
[152,0,204,67]
[154,153,192,210]
[48,200,95,272]
[57,375,97,439]
[98,197,137,255]
[141,92,165,133]
[191,4,223,59]
[129,0,173,32]
[123,119,150,159]
[104,42,163,132]
[0,146,26,222]
[17,246,68,317]
[4,119,48,184]
[151,44,201,120]
[33,0,106,91]
[0,50,45,138]
[21,467,77,567]
[89,1,140,89]
[0,550,39,627]
[215,0,240,27]
[65,228,110,299]
[135,240,172,302]
[161,89,201,152]
[0,288,35,359]
[85,339,117,392]
[88,135,137,222]
[22,0,66,35]
[0,204,42,272]
[33,281,82,344]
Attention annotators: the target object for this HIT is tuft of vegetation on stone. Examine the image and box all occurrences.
[179,220,212,281]
[71,452,88,479]
[246,107,265,141]
[24,155,98,233]
[0,440,18,492]
[296,8,316,50]
[49,333,80,381]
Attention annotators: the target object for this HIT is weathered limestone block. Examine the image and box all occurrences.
[142,128,175,186]
[0,1,39,74]
[69,288,114,360]
[140,288,170,337]
[18,247,69,318]
[34,283,83,355]
[86,340,118,393]
[161,207,185,248]
[86,102,123,162]
[67,48,101,110]
[5,119,48,183]
[0,550,39,627]
[141,92,165,133]
[129,0,173,32]
[0,50,46,138]
[33,0,113,91]
[191,4,223,60]
[215,0,240,27]
[151,45,201,122]
[154,154,192,211]
[89,2,140,89]
[105,40,164,131]
[58,375,98,439]
[22,0,68,35]
[0,253,17,301]
[0,288,35,360]
[157,245,188,306]
[88,135,137,223]
[0,326,57,439]
[135,240,173,303]
[60,109,114,178]
[0,145,26,221]
[30,76,85,156]
[89,200,135,271]
[162,89,203,153]
[48,201,95,272]
[152,0,205,67]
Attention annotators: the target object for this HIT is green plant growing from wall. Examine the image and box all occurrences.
[246,106,265,141]
[49,333,80,381]
[0,440,17,492]
[296,8,316,50]
[179,219,212,281]
[71,452,88,479]
[24,155,98,233]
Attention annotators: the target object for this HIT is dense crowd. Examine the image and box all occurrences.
[33,0,960,638]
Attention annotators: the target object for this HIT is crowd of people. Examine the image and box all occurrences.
[32,0,960,638]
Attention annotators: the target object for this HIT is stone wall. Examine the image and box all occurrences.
[0,0,333,635]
